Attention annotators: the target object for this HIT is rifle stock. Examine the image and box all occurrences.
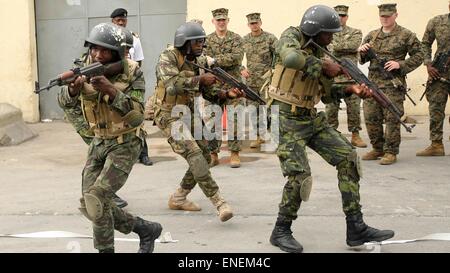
[306,39,414,133]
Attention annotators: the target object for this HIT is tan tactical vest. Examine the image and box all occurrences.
[268,64,322,111]
[154,48,190,111]
[81,59,143,142]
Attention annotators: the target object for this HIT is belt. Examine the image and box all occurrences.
[271,100,316,117]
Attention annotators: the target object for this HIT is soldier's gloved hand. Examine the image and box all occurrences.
[322,59,344,78]
[199,73,217,86]
[347,83,373,99]
[384,61,400,72]
[90,75,117,97]
[68,75,86,97]
[358,43,371,54]
[227,88,245,99]
[426,64,441,80]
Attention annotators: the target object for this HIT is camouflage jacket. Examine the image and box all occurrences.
[155,46,226,110]
[329,25,362,84]
[273,26,351,103]
[329,25,362,62]
[205,30,244,78]
[58,56,146,142]
[422,13,450,75]
[360,24,424,88]
[242,30,278,88]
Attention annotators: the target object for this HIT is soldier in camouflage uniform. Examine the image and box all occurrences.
[57,28,139,209]
[416,1,450,157]
[205,8,245,168]
[154,22,242,221]
[325,5,367,148]
[58,23,162,253]
[359,3,423,165]
[241,12,278,149]
[268,5,394,253]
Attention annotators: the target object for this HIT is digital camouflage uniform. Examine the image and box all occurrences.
[326,25,363,133]
[270,26,363,221]
[421,13,450,142]
[243,17,278,139]
[153,46,226,197]
[204,29,244,153]
[58,58,146,251]
[361,11,423,155]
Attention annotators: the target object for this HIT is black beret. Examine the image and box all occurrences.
[110,8,128,18]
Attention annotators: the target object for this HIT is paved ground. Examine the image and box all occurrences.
[0,113,449,253]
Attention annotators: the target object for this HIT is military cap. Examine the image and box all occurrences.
[189,18,203,26]
[334,5,349,16]
[212,8,229,20]
[246,13,261,23]
[378,3,397,16]
[110,8,128,18]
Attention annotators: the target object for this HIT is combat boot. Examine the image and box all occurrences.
[379,153,397,165]
[362,149,384,160]
[346,213,394,247]
[112,193,128,209]
[230,151,241,168]
[416,141,445,156]
[250,137,265,149]
[209,191,233,222]
[269,219,303,253]
[351,132,367,148]
[99,248,114,253]
[210,152,220,167]
[168,187,201,211]
[133,217,162,253]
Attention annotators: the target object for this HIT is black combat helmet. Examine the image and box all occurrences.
[300,5,342,37]
[174,22,206,48]
[123,28,133,49]
[84,23,127,58]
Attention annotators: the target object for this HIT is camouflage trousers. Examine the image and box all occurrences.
[325,94,362,133]
[425,81,450,141]
[275,101,362,221]
[81,134,142,251]
[155,108,219,197]
[363,88,404,155]
[206,97,245,153]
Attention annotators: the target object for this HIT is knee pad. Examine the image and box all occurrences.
[337,151,362,181]
[298,176,313,202]
[83,188,106,221]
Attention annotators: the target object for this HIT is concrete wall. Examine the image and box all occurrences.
[187,0,450,115]
[0,0,39,122]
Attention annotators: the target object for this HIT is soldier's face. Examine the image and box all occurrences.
[315,32,334,46]
[248,21,262,32]
[339,15,348,26]
[90,45,113,64]
[189,38,205,56]
[379,13,397,27]
[112,17,127,27]
[212,18,229,32]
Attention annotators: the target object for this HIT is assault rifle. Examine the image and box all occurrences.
[186,59,266,105]
[34,61,123,94]
[305,39,414,133]
[366,48,417,106]
[420,50,450,101]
